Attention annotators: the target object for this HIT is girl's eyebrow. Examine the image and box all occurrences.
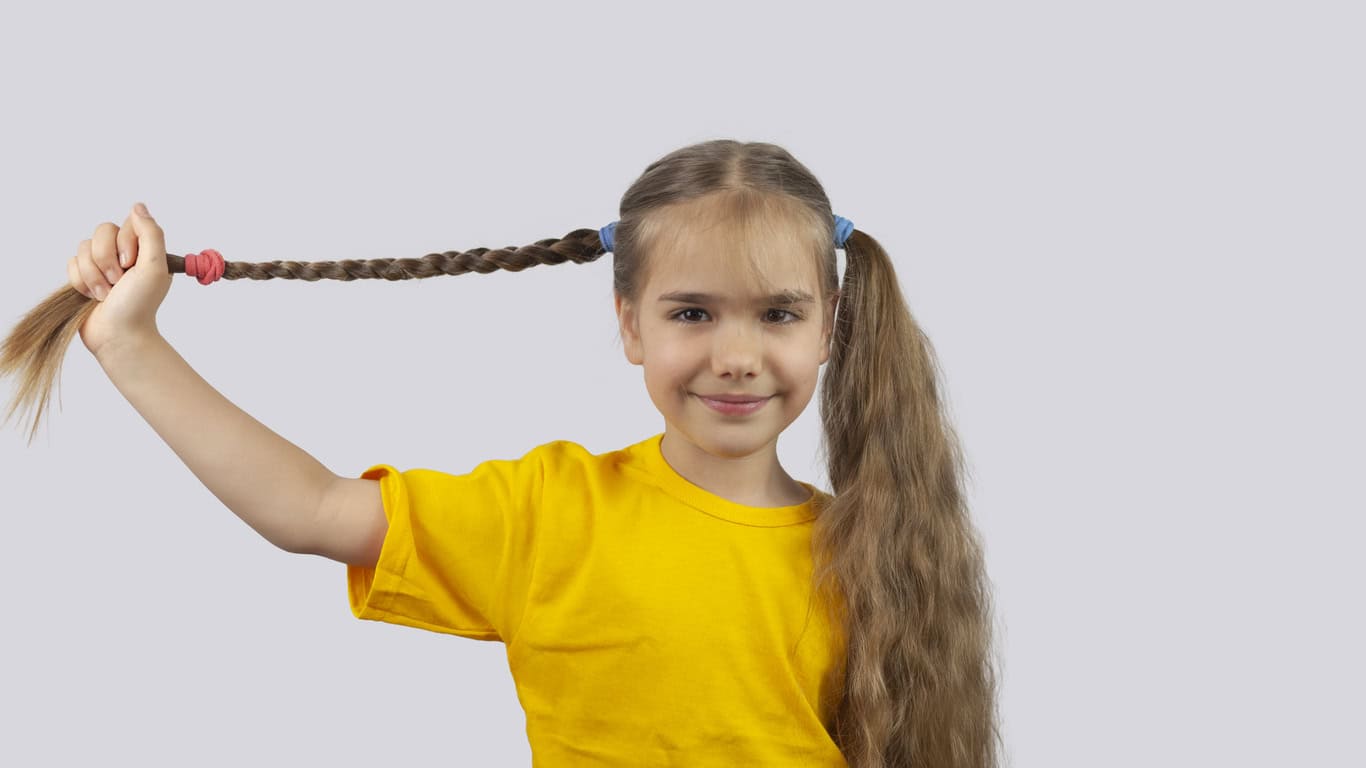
[657,289,815,306]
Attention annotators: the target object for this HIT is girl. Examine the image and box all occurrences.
[1,139,1001,767]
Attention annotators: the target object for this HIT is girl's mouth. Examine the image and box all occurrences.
[696,394,771,416]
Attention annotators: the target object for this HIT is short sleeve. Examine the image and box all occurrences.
[345,447,545,642]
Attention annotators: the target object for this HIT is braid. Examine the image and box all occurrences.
[0,228,612,445]
[166,228,607,282]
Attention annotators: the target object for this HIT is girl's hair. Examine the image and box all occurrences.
[1,138,1001,767]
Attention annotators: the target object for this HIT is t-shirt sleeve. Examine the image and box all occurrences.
[345,447,545,642]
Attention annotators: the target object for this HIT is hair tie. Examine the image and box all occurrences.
[832,215,854,248]
[183,249,225,285]
[599,222,618,253]
[598,214,853,252]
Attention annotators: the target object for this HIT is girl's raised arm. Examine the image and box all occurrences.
[96,331,363,558]
[68,204,375,560]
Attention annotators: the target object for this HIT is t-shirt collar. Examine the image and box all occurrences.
[623,432,824,526]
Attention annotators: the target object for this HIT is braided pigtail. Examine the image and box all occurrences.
[0,230,608,445]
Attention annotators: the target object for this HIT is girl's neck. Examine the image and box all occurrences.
[659,429,811,508]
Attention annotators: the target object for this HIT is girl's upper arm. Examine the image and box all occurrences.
[309,475,387,567]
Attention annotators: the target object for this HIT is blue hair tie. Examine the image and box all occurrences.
[599,221,618,252]
[598,214,854,252]
[832,215,854,248]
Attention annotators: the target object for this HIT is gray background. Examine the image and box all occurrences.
[2,1,1361,765]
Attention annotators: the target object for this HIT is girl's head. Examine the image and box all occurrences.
[607,141,843,460]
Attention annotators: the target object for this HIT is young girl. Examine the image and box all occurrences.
[2,139,1000,767]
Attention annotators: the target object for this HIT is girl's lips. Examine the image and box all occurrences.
[696,394,771,416]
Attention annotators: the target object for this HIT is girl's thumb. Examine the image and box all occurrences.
[128,201,167,266]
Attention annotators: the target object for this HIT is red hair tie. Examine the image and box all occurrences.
[184,249,225,285]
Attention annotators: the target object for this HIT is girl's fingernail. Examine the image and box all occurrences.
[134,202,151,217]
[119,249,129,267]
[106,269,119,284]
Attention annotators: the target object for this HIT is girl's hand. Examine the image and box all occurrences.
[68,202,173,358]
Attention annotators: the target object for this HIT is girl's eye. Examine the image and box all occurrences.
[673,308,708,324]
[669,308,803,324]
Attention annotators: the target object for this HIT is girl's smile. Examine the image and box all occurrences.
[695,393,772,416]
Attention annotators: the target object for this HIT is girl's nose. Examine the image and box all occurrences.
[711,324,763,378]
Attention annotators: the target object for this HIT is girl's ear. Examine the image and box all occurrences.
[614,293,645,366]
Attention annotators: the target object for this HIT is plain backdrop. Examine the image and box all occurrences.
[1,1,1361,766]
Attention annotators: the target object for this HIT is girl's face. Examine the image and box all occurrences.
[614,231,836,463]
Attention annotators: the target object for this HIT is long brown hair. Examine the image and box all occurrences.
[1,138,1001,767]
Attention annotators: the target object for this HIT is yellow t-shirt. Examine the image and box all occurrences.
[346,432,848,766]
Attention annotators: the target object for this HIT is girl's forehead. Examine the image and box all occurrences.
[646,247,816,300]
[645,226,819,298]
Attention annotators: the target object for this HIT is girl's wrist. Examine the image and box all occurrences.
[93,327,164,371]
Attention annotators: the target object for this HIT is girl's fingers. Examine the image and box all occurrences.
[117,210,139,269]
[67,255,91,299]
[75,239,110,300]
[91,221,123,285]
